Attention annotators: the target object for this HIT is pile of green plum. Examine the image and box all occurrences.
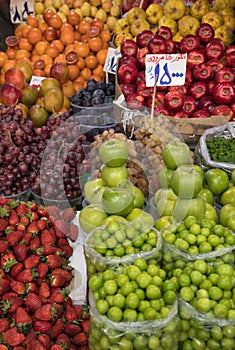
[85,220,162,276]
[88,257,180,350]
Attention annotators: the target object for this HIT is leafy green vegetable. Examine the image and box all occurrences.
[206,137,235,163]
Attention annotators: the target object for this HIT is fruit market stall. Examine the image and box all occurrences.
[0,0,234,348]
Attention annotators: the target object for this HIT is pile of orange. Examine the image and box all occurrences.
[0,12,111,97]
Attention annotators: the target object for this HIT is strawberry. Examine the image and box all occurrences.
[40,228,57,245]
[29,236,41,250]
[27,222,40,235]
[48,287,69,304]
[1,251,17,272]
[24,292,42,312]
[30,211,39,222]
[27,338,48,350]
[65,304,79,323]
[54,219,69,238]
[51,345,64,350]
[57,238,73,257]
[37,219,48,231]
[46,206,60,218]
[37,333,51,349]
[0,198,9,205]
[10,281,26,295]
[17,268,38,283]
[17,222,26,231]
[0,239,8,254]
[63,208,76,221]
[77,345,89,350]
[27,201,38,211]
[8,211,19,226]
[34,303,59,321]
[25,282,38,294]
[0,318,10,332]
[1,295,24,313]
[15,306,32,334]
[72,332,87,346]
[16,203,28,215]
[19,232,32,245]
[47,255,63,269]
[37,206,49,217]
[50,318,65,339]
[11,346,26,350]
[80,319,89,334]
[24,254,40,269]
[68,224,78,242]
[50,274,66,288]
[55,333,70,348]
[2,326,26,347]
[19,215,30,226]
[33,320,52,333]
[74,304,89,320]
[53,268,73,283]
[39,282,50,299]
[14,244,29,262]
[41,245,59,256]
[6,230,24,245]
[37,263,49,279]
[64,323,81,337]
[10,262,24,278]
[0,218,8,231]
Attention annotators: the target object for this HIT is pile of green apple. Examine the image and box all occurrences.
[79,139,154,234]
[88,257,180,350]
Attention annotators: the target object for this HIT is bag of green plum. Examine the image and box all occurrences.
[88,264,180,350]
[84,220,162,278]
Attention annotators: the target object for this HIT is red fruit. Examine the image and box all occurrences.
[41,229,56,245]
[64,323,81,337]
[25,292,42,312]
[136,30,154,48]
[0,318,10,332]
[24,254,40,269]
[198,96,216,112]
[19,216,30,226]
[0,83,23,106]
[173,111,190,118]
[182,96,197,116]
[80,319,89,334]
[47,254,63,269]
[63,207,76,221]
[37,333,51,349]
[226,50,235,68]
[136,71,146,83]
[119,82,136,98]
[13,245,29,262]
[167,85,189,96]
[215,67,234,83]
[33,321,52,333]
[44,26,59,42]
[0,279,11,295]
[46,206,60,218]
[27,222,40,235]
[126,93,145,111]
[50,319,65,338]
[16,203,28,215]
[53,268,73,282]
[51,345,64,350]
[187,49,206,70]
[41,245,59,256]
[148,35,167,54]
[5,68,26,89]
[2,326,25,347]
[120,39,138,57]
[50,62,69,84]
[136,81,154,98]
[50,274,66,288]
[34,303,59,321]
[39,282,51,298]
[68,224,78,242]
[179,34,200,53]
[192,63,214,82]
[16,222,26,231]
[136,46,149,68]
[17,268,38,283]
[163,91,184,111]
[153,104,170,117]
[189,81,208,100]
[166,39,175,53]
[155,26,172,40]
[185,67,194,87]
[15,306,32,333]
[0,218,8,231]
[196,23,214,44]
[36,219,48,231]
[54,219,69,237]
[205,39,224,60]
[37,205,49,217]
[72,332,87,346]
[19,232,32,245]
[192,109,211,118]
[65,304,79,323]
[29,236,41,250]
[55,333,70,348]
[212,105,234,121]
[1,251,17,273]
[207,58,224,73]
[9,281,26,295]
[9,262,24,278]
[0,239,8,254]
[8,211,19,226]
[212,82,235,105]
[118,63,139,84]
[37,263,49,279]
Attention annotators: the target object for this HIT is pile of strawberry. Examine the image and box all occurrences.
[0,198,89,350]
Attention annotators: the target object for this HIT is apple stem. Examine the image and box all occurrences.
[150,74,159,120]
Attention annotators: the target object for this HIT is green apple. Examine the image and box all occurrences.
[227,214,235,232]
[219,186,235,206]
[156,197,176,217]
[192,164,205,180]
[219,204,235,226]
[102,187,134,217]
[157,166,174,188]
[154,188,177,207]
[126,208,155,226]
[162,141,191,170]
[79,204,108,233]
[170,164,203,199]
[102,215,128,225]
[84,178,104,203]
[204,168,229,196]
[133,186,145,209]
[155,216,176,231]
[204,203,217,221]
[173,197,206,221]
[197,188,214,206]
[101,165,128,187]
[90,186,108,205]
[98,139,128,167]
[232,170,235,185]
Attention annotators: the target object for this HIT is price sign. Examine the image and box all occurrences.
[10,0,34,23]
[145,53,187,87]
[103,47,122,74]
[30,76,45,93]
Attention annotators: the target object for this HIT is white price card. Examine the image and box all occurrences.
[103,47,122,74]
[145,53,187,87]
[30,76,46,93]
[10,0,34,23]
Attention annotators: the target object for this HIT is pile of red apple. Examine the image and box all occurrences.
[117,24,235,120]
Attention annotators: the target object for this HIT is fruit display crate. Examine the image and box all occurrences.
[113,94,229,145]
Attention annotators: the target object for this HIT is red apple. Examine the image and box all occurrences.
[167,85,189,96]
[119,56,139,67]
[154,104,170,117]
[126,93,145,110]
[215,67,234,83]
[196,23,215,44]
[207,81,217,95]
[166,39,175,53]
[155,26,172,40]
[121,39,138,57]
[179,34,200,53]
[198,96,216,112]
[192,109,211,118]
[118,63,139,83]
[212,82,235,105]
[189,81,208,100]
[164,91,184,111]
[173,111,189,118]
[0,83,23,106]
[148,35,167,54]
[225,51,235,68]
[207,58,224,73]
[136,81,154,98]
[119,82,136,98]
[182,96,197,116]
[193,63,214,82]
[4,68,26,89]
[136,70,146,83]
[205,39,225,60]
[136,30,154,48]
[122,0,133,13]
[185,68,194,86]
[136,47,149,68]
[187,49,206,70]
[212,104,234,121]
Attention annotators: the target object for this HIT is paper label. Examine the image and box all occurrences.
[104,47,122,74]
[10,0,34,23]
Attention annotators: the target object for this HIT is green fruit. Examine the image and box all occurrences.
[219,186,235,206]
[29,105,49,127]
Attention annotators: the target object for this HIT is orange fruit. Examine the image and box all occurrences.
[75,42,90,57]
[90,74,102,82]
[61,23,74,32]
[19,38,33,51]
[40,54,53,66]
[26,14,39,27]
[62,80,76,97]
[0,52,8,67]
[64,44,75,53]
[15,50,31,60]
[102,41,108,49]
[49,14,63,29]
[100,29,111,43]
[88,37,103,52]
[85,54,98,69]
[54,54,67,64]
[53,40,64,53]
[78,20,91,35]
[92,64,104,78]
[74,75,85,84]
[90,18,104,32]
[65,50,78,64]
[81,67,91,80]
[34,41,49,55]
[76,56,85,69]
[87,26,100,38]
[60,30,75,45]
[15,24,25,38]
[73,81,84,92]
[2,60,16,74]
[67,10,80,26]
[68,64,80,80]
[39,21,48,33]
[74,31,82,41]
[27,27,43,45]
[31,54,41,62]
[33,69,45,77]
[43,9,56,26]
[46,43,60,59]
[22,24,32,38]
[6,48,17,59]
[44,64,52,77]
[96,49,108,65]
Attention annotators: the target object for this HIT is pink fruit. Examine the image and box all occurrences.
[0,83,23,106]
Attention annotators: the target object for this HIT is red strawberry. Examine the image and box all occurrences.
[25,282,38,294]
[19,232,32,245]
[1,251,17,272]
[37,263,49,279]
[0,198,9,205]
[10,262,24,279]
[10,281,26,295]
[12,346,27,350]
[39,282,50,298]
[24,254,40,269]
[48,287,69,304]
[74,304,89,320]
[16,203,28,215]
[15,306,32,333]
[50,318,65,338]
[80,319,89,334]
[65,304,79,323]
[33,320,52,333]
[25,292,42,312]
[50,274,66,288]
[0,218,8,231]
[54,219,69,238]
[0,318,10,332]
[19,215,30,226]
[37,219,48,231]
[6,230,24,245]
[53,268,73,283]
[0,239,8,254]
[64,323,81,337]
[35,303,59,321]
[72,332,87,346]
[29,236,41,249]
[27,222,39,235]
[63,208,76,221]
[37,333,51,349]
[47,255,63,269]
[37,206,49,217]
[57,238,73,257]
[2,326,26,347]
[17,222,26,231]
[44,206,60,219]
[55,333,70,348]
[27,338,48,350]
[8,211,19,226]
[30,211,39,221]
[40,229,56,245]
[68,224,78,242]
[17,268,38,283]
[14,244,29,262]
[77,345,89,350]
[51,345,64,350]
[41,245,59,256]
[1,295,24,313]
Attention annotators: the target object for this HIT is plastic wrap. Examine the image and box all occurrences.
[199,122,235,172]
[89,290,180,350]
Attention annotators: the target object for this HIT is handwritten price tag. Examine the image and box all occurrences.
[145,53,187,87]
[103,47,122,74]
[10,0,34,23]
[30,76,46,93]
